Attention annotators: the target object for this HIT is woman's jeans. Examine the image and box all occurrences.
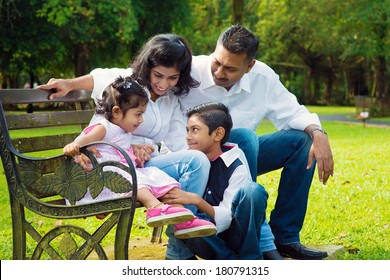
[144,149,210,259]
[228,128,315,245]
[183,182,268,259]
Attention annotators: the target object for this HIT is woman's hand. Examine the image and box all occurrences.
[132,144,155,167]
[36,78,72,99]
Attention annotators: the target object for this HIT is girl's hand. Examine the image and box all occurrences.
[63,142,81,157]
[132,144,154,167]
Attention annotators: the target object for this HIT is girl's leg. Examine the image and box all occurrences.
[138,188,193,227]
[144,149,210,260]
[137,188,162,209]
[144,149,210,213]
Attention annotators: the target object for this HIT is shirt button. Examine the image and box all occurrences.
[208,191,211,194]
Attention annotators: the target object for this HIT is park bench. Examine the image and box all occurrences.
[0,89,145,260]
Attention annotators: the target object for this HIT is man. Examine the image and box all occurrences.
[179,25,334,259]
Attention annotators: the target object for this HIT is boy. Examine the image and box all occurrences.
[161,102,268,259]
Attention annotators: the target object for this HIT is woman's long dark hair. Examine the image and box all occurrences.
[130,34,199,96]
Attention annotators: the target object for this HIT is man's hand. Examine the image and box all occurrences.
[132,144,154,167]
[307,132,334,185]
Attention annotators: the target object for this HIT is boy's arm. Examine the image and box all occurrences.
[160,188,216,220]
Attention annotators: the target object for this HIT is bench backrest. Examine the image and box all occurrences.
[0,89,137,260]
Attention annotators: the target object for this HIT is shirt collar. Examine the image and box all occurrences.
[217,143,241,167]
[200,55,252,94]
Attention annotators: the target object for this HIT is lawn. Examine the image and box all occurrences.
[0,106,389,260]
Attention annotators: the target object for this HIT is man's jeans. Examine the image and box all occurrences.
[183,182,268,259]
[228,128,315,245]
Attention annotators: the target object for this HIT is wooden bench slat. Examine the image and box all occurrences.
[5,110,94,129]
[12,133,82,153]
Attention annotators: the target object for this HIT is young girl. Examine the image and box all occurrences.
[63,76,216,239]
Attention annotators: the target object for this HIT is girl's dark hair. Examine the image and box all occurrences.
[130,33,199,96]
[96,76,148,120]
[186,102,233,145]
[218,25,259,63]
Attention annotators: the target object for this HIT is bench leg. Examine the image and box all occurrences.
[151,226,164,243]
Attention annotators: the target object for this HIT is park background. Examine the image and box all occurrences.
[0,0,389,260]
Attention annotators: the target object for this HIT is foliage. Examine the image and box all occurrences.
[1,0,389,112]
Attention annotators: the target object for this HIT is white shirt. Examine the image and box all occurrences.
[90,68,188,153]
[179,55,321,131]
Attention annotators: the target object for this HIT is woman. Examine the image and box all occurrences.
[37,34,210,260]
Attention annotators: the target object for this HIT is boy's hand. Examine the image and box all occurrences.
[160,188,197,205]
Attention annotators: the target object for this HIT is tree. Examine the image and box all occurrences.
[0,0,63,87]
[340,0,390,114]
[37,0,138,77]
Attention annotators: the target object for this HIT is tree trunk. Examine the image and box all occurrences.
[74,43,90,77]
[375,56,389,114]
[232,0,244,23]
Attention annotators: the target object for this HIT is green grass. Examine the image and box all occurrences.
[0,109,389,260]
[306,105,356,115]
[256,119,390,260]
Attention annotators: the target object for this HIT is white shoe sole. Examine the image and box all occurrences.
[174,225,217,239]
[147,212,194,227]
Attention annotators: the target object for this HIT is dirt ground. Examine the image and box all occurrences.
[88,237,167,260]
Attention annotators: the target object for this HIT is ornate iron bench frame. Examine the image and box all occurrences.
[0,89,140,260]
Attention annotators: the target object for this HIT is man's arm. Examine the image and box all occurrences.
[305,124,334,184]
[36,74,94,100]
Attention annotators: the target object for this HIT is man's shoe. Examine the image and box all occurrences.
[263,249,285,260]
[276,243,328,260]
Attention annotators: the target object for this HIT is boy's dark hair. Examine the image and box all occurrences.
[130,33,199,96]
[96,76,148,120]
[186,102,233,145]
[218,25,259,63]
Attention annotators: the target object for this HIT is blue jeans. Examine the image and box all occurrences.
[144,149,210,259]
[229,128,315,245]
[183,182,268,259]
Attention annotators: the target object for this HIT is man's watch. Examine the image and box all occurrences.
[308,126,327,139]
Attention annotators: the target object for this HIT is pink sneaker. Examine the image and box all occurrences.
[146,205,194,227]
[174,217,217,239]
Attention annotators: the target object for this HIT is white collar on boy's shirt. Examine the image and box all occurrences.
[219,142,243,167]
[219,142,251,176]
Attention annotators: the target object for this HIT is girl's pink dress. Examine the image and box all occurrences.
[74,117,180,205]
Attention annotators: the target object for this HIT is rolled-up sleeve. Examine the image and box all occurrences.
[90,68,133,102]
[265,75,321,130]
